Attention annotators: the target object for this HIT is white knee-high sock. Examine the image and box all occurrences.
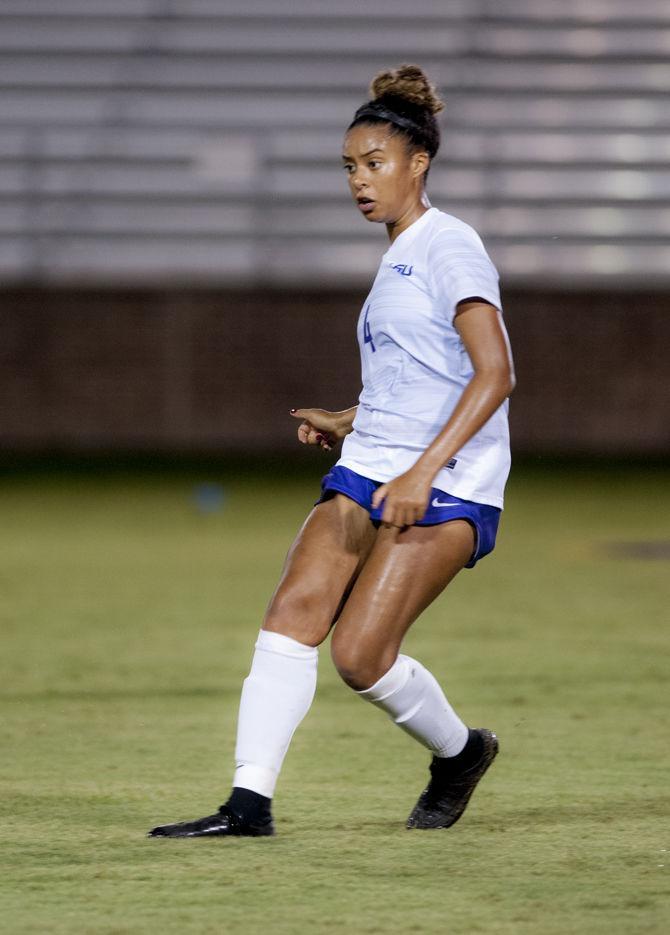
[233,629,318,798]
[357,654,468,757]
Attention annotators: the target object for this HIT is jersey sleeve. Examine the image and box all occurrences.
[427,229,502,321]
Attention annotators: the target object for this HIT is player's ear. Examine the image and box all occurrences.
[410,150,430,180]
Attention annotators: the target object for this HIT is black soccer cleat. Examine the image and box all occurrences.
[148,804,275,838]
[406,728,499,830]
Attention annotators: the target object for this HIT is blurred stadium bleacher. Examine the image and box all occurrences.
[2,0,669,458]
[2,0,670,286]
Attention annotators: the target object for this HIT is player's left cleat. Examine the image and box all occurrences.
[406,728,499,830]
[147,804,275,838]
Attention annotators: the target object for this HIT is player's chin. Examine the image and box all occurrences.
[356,202,384,222]
[363,208,386,224]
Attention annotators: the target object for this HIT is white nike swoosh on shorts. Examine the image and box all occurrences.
[431,497,462,508]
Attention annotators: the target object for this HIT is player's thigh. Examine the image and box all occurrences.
[330,519,475,687]
[263,493,377,646]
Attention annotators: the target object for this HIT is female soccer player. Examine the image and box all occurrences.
[150,63,514,838]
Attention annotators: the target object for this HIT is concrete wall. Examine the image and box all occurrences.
[2,287,669,457]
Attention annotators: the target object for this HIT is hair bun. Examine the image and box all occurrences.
[370,63,444,115]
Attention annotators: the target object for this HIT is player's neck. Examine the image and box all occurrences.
[386,194,432,244]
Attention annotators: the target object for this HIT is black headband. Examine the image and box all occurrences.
[352,101,422,134]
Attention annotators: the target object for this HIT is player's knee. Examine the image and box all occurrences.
[330,636,391,691]
[263,586,329,647]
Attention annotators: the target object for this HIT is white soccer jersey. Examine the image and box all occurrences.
[337,206,510,509]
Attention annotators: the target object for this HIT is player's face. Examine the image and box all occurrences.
[341,125,424,223]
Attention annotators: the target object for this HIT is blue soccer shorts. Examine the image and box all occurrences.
[315,464,501,569]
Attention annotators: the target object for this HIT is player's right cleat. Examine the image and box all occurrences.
[406,728,499,830]
[147,804,275,838]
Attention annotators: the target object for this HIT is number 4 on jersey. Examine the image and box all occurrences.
[363,304,376,352]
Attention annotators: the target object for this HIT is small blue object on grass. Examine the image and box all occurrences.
[192,482,226,513]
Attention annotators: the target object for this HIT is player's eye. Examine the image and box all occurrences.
[368,160,381,169]
[342,163,354,173]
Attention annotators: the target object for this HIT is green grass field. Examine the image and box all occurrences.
[1,462,668,934]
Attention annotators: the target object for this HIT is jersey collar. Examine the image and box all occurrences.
[383,207,437,258]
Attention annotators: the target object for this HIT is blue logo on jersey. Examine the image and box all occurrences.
[362,304,376,352]
[391,263,413,277]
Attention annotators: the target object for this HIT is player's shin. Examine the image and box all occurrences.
[232,629,318,805]
[356,653,468,756]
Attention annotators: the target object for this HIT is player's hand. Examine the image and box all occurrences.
[290,408,348,451]
[370,468,432,528]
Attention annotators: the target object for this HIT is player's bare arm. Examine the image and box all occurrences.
[290,405,357,450]
[371,300,515,527]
